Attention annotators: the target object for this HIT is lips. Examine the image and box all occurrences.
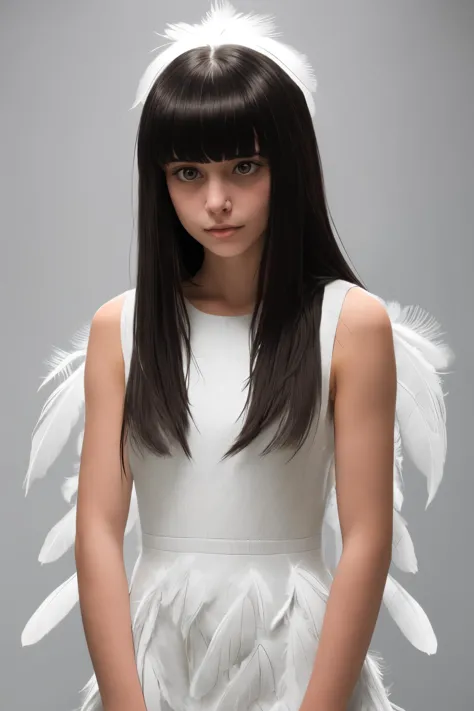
[206,225,241,231]
[205,226,243,238]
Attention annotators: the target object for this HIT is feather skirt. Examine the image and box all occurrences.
[77,546,402,711]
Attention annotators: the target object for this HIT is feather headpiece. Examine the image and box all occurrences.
[131,0,317,116]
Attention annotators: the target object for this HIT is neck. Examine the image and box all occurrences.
[187,239,263,312]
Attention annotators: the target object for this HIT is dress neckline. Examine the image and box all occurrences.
[184,296,253,320]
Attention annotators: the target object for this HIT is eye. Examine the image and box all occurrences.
[170,160,262,182]
[172,167,201,182]
[234,161,260,176]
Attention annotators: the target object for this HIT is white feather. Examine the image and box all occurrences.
[38,505,76,564]
[351,650,396,711]
[391,509,417,573]
[393,420,405,511]
[190,568,272,699]
[131,566,170,680]
[382,573,437,654]
[135,594,163,689]
[270,564,329,637]
[21,571,78,646]
[131,556,208,707]
[236,568,273,632]
[37,324,90,392]
[160,554,199,608]
[389,301,454,507]
[269,570,295,631]
[131,0,317,116]
[268,566,330,708]
[125,484,139,535]
[185,620,211,685]
[214,643,277,711]
[23,362,85,495]
[171,567,209,638]
[76,428,84,455]
[189,568,267,699]
[292,565,329,640]
[277,605,316,710]
[147,611,191,711]
[141,655,166,710]
[77,673,101,711]
[23,324,89,495]
[61,473,78,503]
[385,300,453,369]
[268,703,292,711]
[131,560,196,711]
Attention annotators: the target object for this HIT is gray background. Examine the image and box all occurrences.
[1,1,472,709]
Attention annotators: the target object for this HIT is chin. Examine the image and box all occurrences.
[205,241,258,258]
[197,230,263,258]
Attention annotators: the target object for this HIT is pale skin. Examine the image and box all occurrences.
[299,290,396,711]
[75,297,146,711]
[164,147,270,314]
[76,151,396,711]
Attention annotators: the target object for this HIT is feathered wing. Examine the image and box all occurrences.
[322,295,454,654]
[21,322,141,647]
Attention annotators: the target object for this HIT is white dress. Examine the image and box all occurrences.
[21,279,454,711]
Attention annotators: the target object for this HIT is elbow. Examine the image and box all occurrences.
[74,520,123,566]
[343,528,393,570]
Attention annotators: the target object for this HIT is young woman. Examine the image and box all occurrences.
[21,3,454,711]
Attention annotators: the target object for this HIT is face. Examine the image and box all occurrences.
[163,151,271,259]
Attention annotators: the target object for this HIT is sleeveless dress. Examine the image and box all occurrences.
[21,279,454,711]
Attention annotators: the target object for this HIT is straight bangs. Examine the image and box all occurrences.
[148,51,270,167]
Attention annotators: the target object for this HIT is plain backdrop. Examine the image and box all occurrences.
[1,1,472,709]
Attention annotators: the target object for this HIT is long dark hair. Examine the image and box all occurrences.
[119,44,365,479]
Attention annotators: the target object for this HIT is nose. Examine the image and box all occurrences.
[205,177,231,214]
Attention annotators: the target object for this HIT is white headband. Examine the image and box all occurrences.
[131,0,317,117]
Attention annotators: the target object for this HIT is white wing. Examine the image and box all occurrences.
[322,296,454,655]
[21,323,141,647]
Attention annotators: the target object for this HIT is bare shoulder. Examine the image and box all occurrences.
[337,286,391,339]
[87,292,128,379]
[329,286,393,400]
[93,291,127,326]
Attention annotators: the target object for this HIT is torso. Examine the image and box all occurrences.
[182,279,361,407]
[116,281,340,404]
[118,278,368,711]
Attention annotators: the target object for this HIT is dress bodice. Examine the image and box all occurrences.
[120,280,357,550]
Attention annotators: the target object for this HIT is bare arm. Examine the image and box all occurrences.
[300,288,397,711]
[75,295,147,711]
